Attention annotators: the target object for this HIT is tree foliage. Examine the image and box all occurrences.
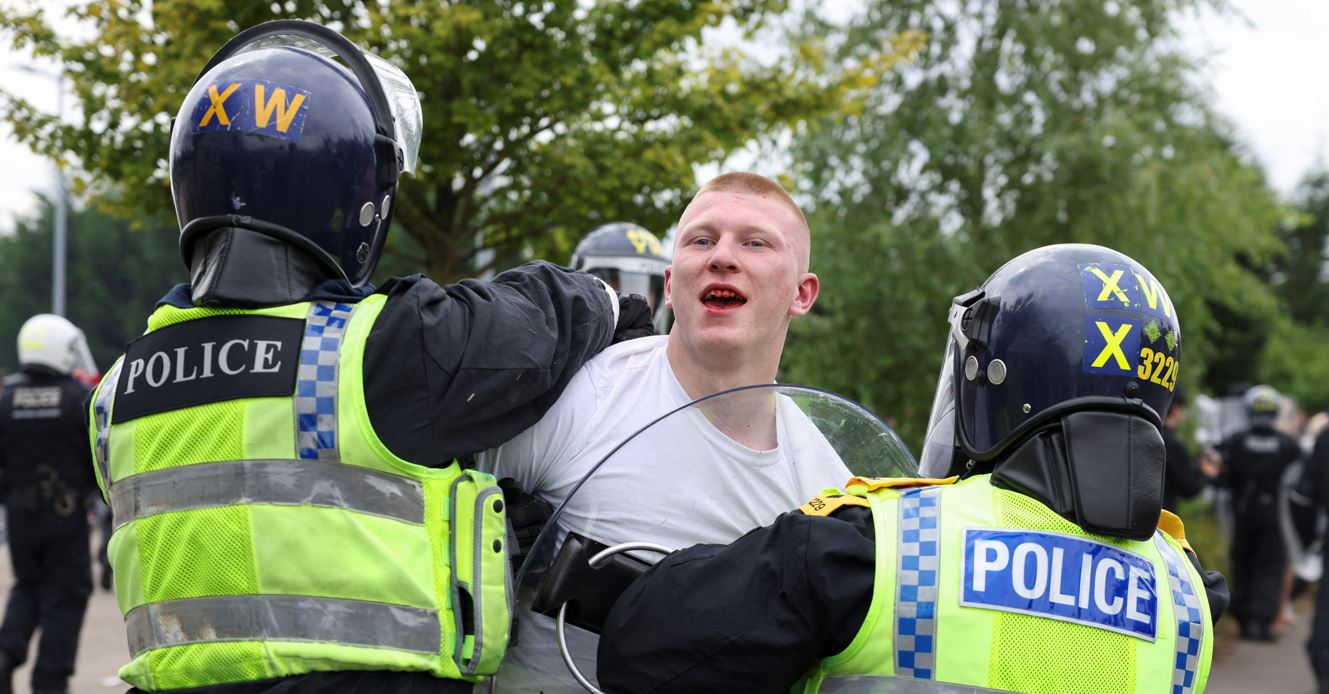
[0,0,913,281]
[781,0,1285,446]
[0,199,185,374]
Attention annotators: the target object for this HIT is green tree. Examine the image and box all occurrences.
[0,198,184,373]
[0,1,909,281]
[781,0,1284,446]
[1258,168,1329,411]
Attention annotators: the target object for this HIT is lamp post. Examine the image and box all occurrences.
[14,64,66,317]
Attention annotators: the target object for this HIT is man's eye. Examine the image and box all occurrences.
[746,239,768,248]
[692,238,713,247]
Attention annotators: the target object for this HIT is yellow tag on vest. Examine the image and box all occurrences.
[844,476,958,494]
[799,493,870,517]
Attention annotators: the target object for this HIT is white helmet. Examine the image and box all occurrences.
[17,314,95,376]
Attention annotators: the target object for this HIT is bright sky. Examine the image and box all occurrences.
[0,1,1326,233]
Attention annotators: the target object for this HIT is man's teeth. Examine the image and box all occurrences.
[707,289,739,299]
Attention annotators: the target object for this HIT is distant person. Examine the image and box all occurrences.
[1162,386,1217,511]
[1305,411,1329,692]
[0,315,100,694]
[1218,385,1304,641]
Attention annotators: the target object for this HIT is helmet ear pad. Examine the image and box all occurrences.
[992,411,1164,541]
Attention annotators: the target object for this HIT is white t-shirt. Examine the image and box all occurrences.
[476,335,853,692]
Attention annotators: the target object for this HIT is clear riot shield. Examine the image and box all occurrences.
[506,384,917,693]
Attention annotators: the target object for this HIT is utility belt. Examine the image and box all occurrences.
[8,466,79,516]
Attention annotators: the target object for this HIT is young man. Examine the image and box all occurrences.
[479,172,845,690]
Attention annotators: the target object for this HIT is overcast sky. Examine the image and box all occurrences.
[0,1,1326,233]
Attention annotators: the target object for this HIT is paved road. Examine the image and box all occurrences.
[1207,600,1318,694]
[0,522,127,694]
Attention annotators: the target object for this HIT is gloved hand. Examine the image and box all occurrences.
[613,293,654,344]
[1188,549,1229,624]
[499,477,554,577]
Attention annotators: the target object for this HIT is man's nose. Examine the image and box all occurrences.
[706,237,739,272]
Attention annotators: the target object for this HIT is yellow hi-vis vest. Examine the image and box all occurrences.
[88,296,510,691]
[797,475,1213,694]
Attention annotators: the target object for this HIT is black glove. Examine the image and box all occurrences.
[1188,549,1229,625]
[499,477,554,576]
[613,293,654,344]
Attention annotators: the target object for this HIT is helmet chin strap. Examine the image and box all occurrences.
[990,411,1165,541]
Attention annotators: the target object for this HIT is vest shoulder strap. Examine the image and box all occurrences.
[798,492,870,517]
[1157,508,1195,554]
[846,475,958,493]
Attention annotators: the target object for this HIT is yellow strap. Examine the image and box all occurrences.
[799,493,871,517]
[844,476,958,493]
[1157,509,1195,555]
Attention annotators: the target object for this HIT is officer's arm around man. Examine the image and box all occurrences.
[599,244,1230,694]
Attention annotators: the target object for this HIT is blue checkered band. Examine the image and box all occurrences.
[296,302,353,461]
[894,486,941,680]
[93,361,122,487]
[1154,534,1204,694]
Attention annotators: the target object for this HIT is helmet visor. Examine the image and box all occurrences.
[919,338,959,477]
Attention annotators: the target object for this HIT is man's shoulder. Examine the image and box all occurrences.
[582,334,669,381]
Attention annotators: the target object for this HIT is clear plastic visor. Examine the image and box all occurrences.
[234,35,423,175]
[919,339,958,477]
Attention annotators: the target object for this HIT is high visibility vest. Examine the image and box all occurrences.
[88,296,510,691]
[798,475,1213,694]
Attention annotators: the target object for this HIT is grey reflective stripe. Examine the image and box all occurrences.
[894,486,941,679]
[295,302,354,461]
[92,361,122,486]
[820,675,1016,693]
[109,459,424,528]
[125,594,440,656]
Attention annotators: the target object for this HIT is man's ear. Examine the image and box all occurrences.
[789,272,819,317]
[664,265,673,308]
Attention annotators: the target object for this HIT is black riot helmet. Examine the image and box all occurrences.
[170,20,422,288]
[921,245,1180,487]
[1243,384,1281,431]
[571,223,669,328]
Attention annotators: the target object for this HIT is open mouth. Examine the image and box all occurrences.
[701,287,748,310]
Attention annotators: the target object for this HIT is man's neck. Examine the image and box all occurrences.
[665,335,783,401]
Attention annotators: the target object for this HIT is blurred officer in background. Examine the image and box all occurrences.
[1218,385,1304,641]
[599,244,1228,693]
[0,314,99,694]
[1163,386,1218,511]
[87,19,646,694]
[571,222,670,333]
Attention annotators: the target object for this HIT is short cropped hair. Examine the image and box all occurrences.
[693,172,808,228]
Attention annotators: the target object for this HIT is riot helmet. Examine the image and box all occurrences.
[571,223,668,328]
[170,20,422,287]
[920,244,1181,478]
[1244,384,1281,431]
[17,314,96,377]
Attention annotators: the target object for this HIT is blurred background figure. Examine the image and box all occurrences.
[1305,406,1329,692]
[0,315,98,694]
[1163,386,1220,512]
[1217,385,1305,641]
[571,222,670,333]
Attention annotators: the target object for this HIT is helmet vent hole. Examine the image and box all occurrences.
[358,202,376,227]
[964,356,979,381]
[356,242,370,263]
[988,359,1007,385]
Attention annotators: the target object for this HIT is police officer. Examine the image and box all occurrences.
[597,244,1229,693]
[0,314,99,694]
[1217,385,1303,641]
[88,20,647,694]
[571,223,669,332]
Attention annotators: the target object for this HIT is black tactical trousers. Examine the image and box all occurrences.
[1228,510,1286,636]
[0,500,92,689]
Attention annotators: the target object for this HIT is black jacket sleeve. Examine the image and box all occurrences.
[363,262,614,465]
[1314,427,1329,511]
[597,508,877,693]
[1162,428,1206,506]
